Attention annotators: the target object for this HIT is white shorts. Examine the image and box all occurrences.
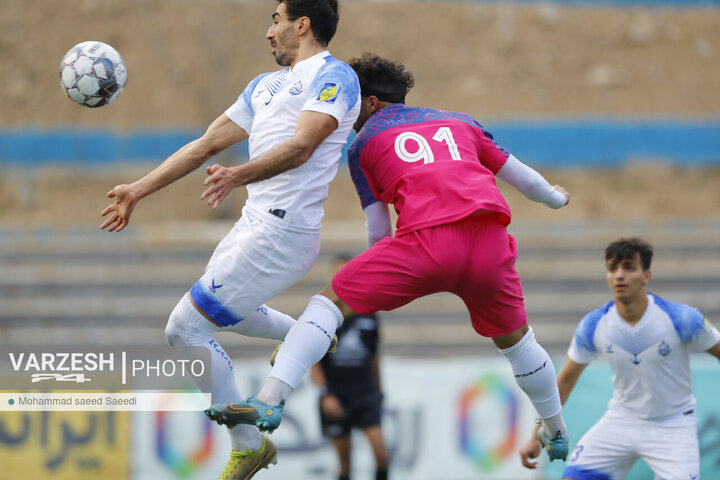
[563,408,699,480]
[189,209,320,326]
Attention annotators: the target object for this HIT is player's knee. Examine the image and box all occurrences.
[165,318,184,347]
[166,302,191,347]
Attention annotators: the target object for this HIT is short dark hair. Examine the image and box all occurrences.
[348,52,414,104]
[280,0,339,46]
[605,238,654,270]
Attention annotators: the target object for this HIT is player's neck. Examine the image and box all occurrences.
[615,292,649,326]
[290,42,327,69]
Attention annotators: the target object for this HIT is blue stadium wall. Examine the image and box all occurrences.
[2,119,719,168]
[465,0,720,5]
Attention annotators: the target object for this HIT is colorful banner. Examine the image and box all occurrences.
[127,356,720,480]
[0,410,129,480]
[130,357,542,480]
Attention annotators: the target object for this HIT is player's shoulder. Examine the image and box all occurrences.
[242,69,285,95]
[314,55,359,85]
[650,293,706,342]
[574,300,615,351]
[253,69,285,85]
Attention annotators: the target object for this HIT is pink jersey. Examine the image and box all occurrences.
[348,104,511,236]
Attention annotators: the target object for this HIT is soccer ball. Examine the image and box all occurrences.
[59,41,127,108]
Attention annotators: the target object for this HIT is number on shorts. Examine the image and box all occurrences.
[569,444,584,462]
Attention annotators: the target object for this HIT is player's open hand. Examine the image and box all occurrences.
[202,164,240,210]
[101,184,138,233]
[518,436,542,469]
[553,185,570,206]
[320,394,345,420]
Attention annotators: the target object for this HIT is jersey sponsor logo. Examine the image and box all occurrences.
[318,83,340,102]
[658,340,671,356]
[210,278,223,293]
[289,81,303,95]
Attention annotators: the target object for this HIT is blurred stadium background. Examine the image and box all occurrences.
[1,0,719,478]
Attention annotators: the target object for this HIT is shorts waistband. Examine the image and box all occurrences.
[243,203,320,234]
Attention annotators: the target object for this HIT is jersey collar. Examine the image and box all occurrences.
[290,50,330,72]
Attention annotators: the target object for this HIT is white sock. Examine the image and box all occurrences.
[498,327,566,437]
[166,294,262,451]
[257,377,294,406]
[262,295,343,401]
[219,304,296,340]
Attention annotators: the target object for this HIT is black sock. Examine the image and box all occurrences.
[375,469,388,480]
[339,475,349,480]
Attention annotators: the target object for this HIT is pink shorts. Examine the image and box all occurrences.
[332,214,527,337]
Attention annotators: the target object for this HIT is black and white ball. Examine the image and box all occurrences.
[60,41,127,108]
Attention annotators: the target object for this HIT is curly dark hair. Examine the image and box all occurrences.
[605,238,654,270]
[348,52,414,104]
[280,0,339,46]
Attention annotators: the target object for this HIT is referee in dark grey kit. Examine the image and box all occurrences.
[310,254,390,480]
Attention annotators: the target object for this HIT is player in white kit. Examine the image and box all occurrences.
[100,1,360,479]
[519,238,720,479]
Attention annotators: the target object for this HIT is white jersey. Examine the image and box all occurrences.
[225,51,361,233]
[568,293,720,420]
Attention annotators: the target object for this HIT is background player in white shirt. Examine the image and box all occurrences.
[100,1,360,479]
[519,237,720,479]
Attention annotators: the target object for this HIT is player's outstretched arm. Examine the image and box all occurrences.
[202,111,339,209]
[101,114,248,232]
[496,155,569,208]
[519,358,586,469]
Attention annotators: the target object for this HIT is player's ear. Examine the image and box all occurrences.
[368,95,381,113]
[297,16,311,36]
[644,268,652,284]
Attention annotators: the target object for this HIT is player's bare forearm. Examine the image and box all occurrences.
[201,140,310,209]
[231,138,312,185]
[202,111,338,208]
[235,110,338,184]
[101,114,247,231]
[556,358,587,406]
[131,139,209,198]
[707,340,720,361]
[135,115,248,199]
[310,363,328,388]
